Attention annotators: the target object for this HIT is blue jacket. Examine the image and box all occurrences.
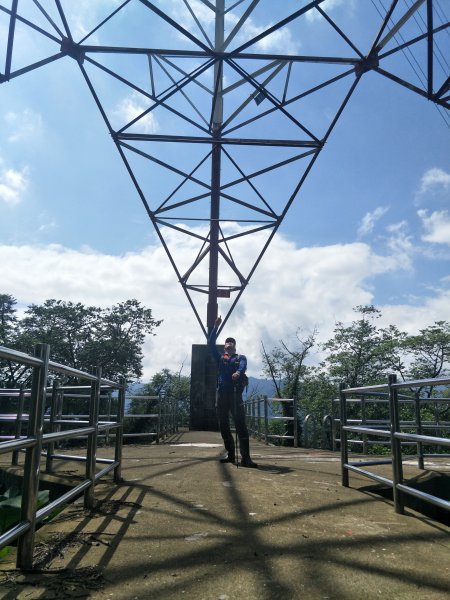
[208,327,247,392]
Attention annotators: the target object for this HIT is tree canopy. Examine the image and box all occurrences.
[0,295,162,386]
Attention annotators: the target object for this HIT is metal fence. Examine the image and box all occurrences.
[0,343,125,569]
[245,396,334,449]
[122,394,178,442]
[339,374,450,516]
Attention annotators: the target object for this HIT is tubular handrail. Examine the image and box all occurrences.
[339,374,450,518]
[0,342,125,570]
[245,396,300,446]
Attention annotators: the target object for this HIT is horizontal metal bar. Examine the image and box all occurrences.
[392,376,450,389]
[0,520,31,548]
[98,422,120,431]
[48,453,87,462]
[0,437,36,455]
[350,459,392,467]
[268,398,294,402]
[124,414,159,418]
[394,432,450,446]
[343,426,391,437]
[94,462,118,481]
[122,432,158,438]
[343,383,389,394]
[0,346,121,388]
[42,427,96,443]
[0,345,43,367]
[345,464,393,487]
[396,484,450,512]
[117,132,320,147]
[36,480,91,522]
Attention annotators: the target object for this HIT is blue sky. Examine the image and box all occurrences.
[0,0,449,379]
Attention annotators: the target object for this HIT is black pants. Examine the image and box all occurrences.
[216,388,251,458]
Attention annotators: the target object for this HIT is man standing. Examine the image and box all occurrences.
[208,316,258,468]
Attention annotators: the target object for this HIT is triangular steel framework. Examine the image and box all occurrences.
[1,0,449,338]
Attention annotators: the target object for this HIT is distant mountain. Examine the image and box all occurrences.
[245,377,276,397]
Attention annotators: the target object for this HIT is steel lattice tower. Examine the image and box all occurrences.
[1,1,449,340]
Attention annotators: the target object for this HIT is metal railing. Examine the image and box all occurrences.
[122,394,178,442]
[245,396,299,446]
[339,374,450,516]
[245,396,334,449]
[0,343,125,569]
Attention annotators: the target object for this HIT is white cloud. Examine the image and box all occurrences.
[306,0,356,22]
[357,206,389,237]
[418,167,450,195]
[0,165,29,206]
[383,221,414,271]
[4,109,43,143]
[240,20,300,54]
[113,94,159,133]
[418,209,450,245]
[64,0,125,41]
[0,225,432,379]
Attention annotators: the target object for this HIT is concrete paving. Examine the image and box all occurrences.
[1,429,450,599]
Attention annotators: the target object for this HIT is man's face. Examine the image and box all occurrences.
[224,339,236,353]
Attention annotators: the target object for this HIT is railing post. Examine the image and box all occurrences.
[414,390,424,470]
[339,382,349,487]
[17,343,50,570]
[114,376,126,483]
[251,399,255,435]
[84,367,101,510]
[257,397,261,439]
[45,379,60,473]
[388,373,404,514]
[156,394,161,444]
[264,395,269,444]
[361,396,368,454]
[331,398,337,451]
[105,390,112,445]
[12,385,25,466]
[293,396,298,447]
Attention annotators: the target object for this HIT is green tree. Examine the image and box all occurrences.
[0,294,18,346]
[322,305,389,387]
[128,368,191,437]
[1,297,162,387]
[261,328,317,445]
[0,294,28,388]
[403,321,450,383]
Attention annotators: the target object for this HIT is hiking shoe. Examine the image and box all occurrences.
[240,457,258,468]
[220,455,235,464]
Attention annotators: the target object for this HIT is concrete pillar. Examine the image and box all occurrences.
[190,344,219,430]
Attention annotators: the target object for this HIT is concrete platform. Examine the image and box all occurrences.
[1,430,449,599]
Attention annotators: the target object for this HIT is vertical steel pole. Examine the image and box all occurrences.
[45,379,60,473]
[207,0,224,333]
[264,395,268,444]
[114,376,125,483]
[388,373,404,514]
[414,390,424,470]
[17,343,50,570]
[12,385,25,466]
[85,367,101,510]
[339,383,349,487]
[293,396,298,447]
[257,397,261,439]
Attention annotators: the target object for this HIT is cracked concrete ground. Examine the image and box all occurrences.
[1,430,449,599]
